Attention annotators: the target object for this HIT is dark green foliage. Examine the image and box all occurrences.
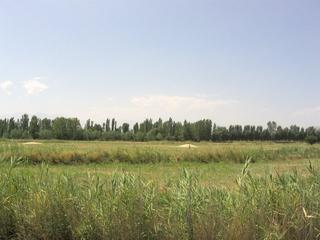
[20,114,29,131]
[306,135,318,145]
[29,116,40,139]
[122,123,130,133]
[39,130,54,139]
[133,122,139,134]
[0,114,319,142]
[53,117,82,140]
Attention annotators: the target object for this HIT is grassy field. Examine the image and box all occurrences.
[1,140,320,239]
[1,139,320,164]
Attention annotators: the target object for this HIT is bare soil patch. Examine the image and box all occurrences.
[178,144,198,148]
[22,142,43,145]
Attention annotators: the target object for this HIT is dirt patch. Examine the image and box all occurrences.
[178,144,198,148]
[22,142,43,145]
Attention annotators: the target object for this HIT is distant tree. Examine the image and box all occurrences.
[20,114,29,131]
[289,125,300,141]
[306,127,316,136]
[168,118,173,136]
[134,132,145,142]
[261,129,271,141]
[66,118,82,139]
[183,121,192,140]
[52,117,68,139]
[0,113,318,143]
[140,119,153,134]
[8,118,16,134]
[0,119,9,138]
[146,129,157,141]
[10,129,24,139]
[243,125,251,140]
[305,135,318,145]
[133,123,139,134]
[122,123,130,133]
[123,131,134,141]
[111,118,116,131]
[93,123,103,132]
[174,122,184,141]
[106,119,111,131]
[275,126,285,140]
[29,116,40,139]
[156,132,163,141]
[299,128,306,141]
[39,130,53,139]
[41,118,52,131]
[267,121,277,140]
[154,118,163,131]
[85,119,92,130]
[255,126,263,140]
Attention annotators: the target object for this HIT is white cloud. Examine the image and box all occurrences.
[0,81,13,95]
[24,78,48,95]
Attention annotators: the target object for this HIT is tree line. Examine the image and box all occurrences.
[0,114,319,143]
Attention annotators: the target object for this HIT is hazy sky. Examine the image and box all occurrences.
[0,0,319,127]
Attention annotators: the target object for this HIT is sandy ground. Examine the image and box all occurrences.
[178,144,198,148]
[22,142,43,145]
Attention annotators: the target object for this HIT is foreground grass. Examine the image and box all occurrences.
[1,159,320,239]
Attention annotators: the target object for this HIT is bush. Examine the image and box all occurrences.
[305,135,318,145]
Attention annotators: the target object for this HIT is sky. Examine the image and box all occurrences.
[0,0,319,127]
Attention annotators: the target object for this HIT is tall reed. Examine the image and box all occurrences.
[0,158,319,239]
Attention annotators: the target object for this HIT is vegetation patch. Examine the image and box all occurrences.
[0,159,320,239]
[1,141,320,165]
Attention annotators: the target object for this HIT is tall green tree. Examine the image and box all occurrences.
[20,114,29,131]
[122,123,130,133]
[111,118,116,131]
[133,123,139,134]
[30,116,40,139]
[106,119,111,131]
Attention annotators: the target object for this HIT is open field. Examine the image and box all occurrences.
[1,140,320,164]
[1,140,320,239]
[2,139,320,188]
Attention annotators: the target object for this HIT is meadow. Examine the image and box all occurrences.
[1,140,320,165]
[1,140,320,239]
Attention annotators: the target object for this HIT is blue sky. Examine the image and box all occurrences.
[0,0,319,127]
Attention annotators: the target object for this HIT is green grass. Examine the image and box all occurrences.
[1,140,320,239]
[13,159,320,188]
[1,158,320,239]
[1,140,320,164]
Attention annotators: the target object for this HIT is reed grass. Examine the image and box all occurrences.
[0,158,320,239]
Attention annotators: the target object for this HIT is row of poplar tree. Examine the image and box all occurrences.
[0,114,319,142]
